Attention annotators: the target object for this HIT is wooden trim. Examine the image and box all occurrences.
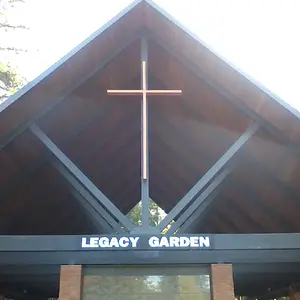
[59,265,82,300]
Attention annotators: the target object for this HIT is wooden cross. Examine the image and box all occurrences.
[107,59,182,180]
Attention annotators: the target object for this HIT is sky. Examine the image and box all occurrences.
[1,0,300,111]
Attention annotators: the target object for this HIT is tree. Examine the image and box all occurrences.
[127,199,174,233]
[127,199,166,227]
[0,0,28,32]
[0,62,24,102]
[0,0,27,103]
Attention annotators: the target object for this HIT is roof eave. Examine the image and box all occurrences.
[0,0,144,114]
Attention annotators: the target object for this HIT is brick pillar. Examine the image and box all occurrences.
[211,264,235,300]
[290,290,300,300]
[59,265,82,300]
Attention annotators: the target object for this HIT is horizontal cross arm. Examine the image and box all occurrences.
[107,90,143,95]
[158,123,259,231]
[146,90,182,96]
[30,124,135,231]
[107,89,183,96]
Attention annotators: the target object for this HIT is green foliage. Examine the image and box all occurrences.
[127,199,166,227]
[0,0,27,103]
[0,62,24,102]
[0,0,28,34]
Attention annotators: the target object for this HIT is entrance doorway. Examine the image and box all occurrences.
[82,265,211,300]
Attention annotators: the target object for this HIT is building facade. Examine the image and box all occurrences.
[1,1,300,299]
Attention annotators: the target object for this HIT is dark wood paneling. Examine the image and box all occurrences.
[145,3,300,148]
[0,4,144,141]
[1,5,300,236]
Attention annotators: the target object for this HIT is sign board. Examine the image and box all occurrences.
[81,235,211,250]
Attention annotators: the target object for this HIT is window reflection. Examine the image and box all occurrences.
[82,266,211,300]
[144,276,163,292]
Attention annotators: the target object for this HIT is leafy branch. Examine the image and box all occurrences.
[8,0,25,3]
[0,46,28,52]
[0,0,28,103]
[0,23,29,29]
[0,62,25,103]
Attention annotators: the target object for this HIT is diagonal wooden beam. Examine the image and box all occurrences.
[7,107,140,233]
[177,189,219,233]
[0,100,112,201]
[153,96,296,233]
[167,169,230,234]
[68,189,110,233]
[158,123,259,231]
[54,162,122,233]
[30,124,135,231]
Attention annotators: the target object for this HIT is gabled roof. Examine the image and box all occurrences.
[1,2,300,298]
[1,0,300,151]
[1,0,300,237]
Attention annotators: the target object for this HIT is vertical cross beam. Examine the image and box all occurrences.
[141,38,150,228]
[107,37,182,230]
